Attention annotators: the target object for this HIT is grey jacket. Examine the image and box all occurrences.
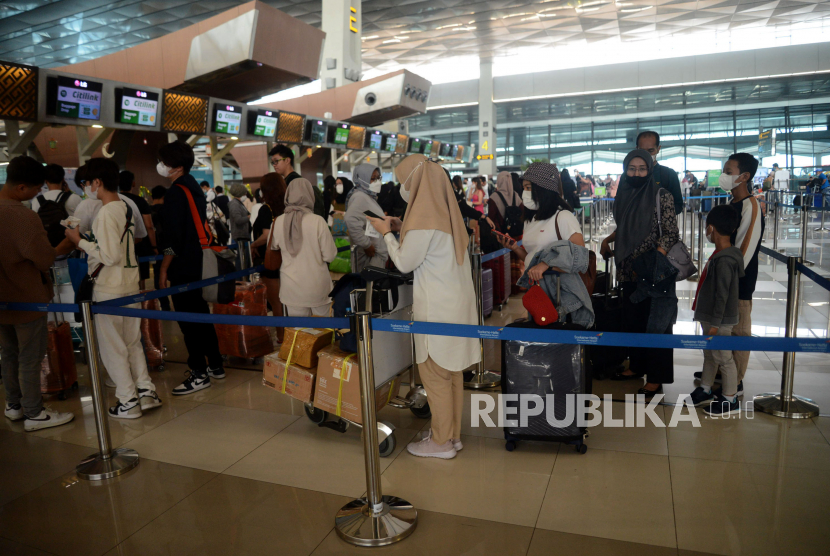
[694,246,745,327]
[345,190,388,272]
[517,240,595,328]
[228,198,250,241]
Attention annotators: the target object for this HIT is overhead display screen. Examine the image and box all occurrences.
[368,131,383,150]
[309,119,327,143]
[47,75,103,120]
[117,87,158,127]
[384,134,398,152]
[451,145,459,158]
[251,109,278,137]
[333,123,350,145]
[409,138,423,153]
[440,143,451,157]
[213,104,242,135]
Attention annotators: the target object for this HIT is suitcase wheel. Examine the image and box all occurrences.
[57,390,68,401]
[409,402,431,419]
[379,432,396,458]
[304,405,328,425]
[505,440,516,452]
[572,440,588,454]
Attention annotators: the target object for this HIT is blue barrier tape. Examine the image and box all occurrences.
[759,245,789,264]
[90,305,349,329]
[797,264,830,293]
[137,254,164,263]
[371,319,830,353]
[337,244,350,253]
[0,302,79,313]
[776,203,830,211]
[481,240,523,264]
[97,265,264,307]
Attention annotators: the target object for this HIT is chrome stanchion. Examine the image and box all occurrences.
[773,201,781,252]
[580,206,586,236]
[799,193,815,266]
[335,312,417,546]
[76,301,140,481]
[688,211,703,282]
[464,249,500,389]
[753,256,819,419]
[682,191,688,244]
[818,202,829,232]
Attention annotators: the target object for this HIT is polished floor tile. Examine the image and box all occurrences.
[311,509,534,556]
[381,435,557,527]
[582,401,669,456]
[0,537,56,556]
[206,373,308,417]
[814,416,830,443]
[536,448,677,548]
[150,364,258,403]
[122,403,297,473]
[671,456,830,556]
[224,402,425,498]
[459,389,507,440]
[0,430,92,507]
[0,459,215,556]
[527,529,681,556]
[667,411,830,470]
[101,475,348,556]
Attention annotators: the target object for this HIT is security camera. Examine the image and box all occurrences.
[365,92,377,106]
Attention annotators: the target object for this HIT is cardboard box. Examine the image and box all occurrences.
[262,352,317,403]
[313,345,401,425]
[278,327,334,369]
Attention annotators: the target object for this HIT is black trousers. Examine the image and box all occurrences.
[169,280,222,374]
[620,282,674,385]
[153,261,171,312]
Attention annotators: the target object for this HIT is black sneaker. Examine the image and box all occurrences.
[109,398,142,420]
[689,386,715,407]
[172,371,211,396]
[693,372,722,383]
[207,366,226,380]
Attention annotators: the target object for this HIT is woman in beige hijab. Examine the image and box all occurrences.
[269,178,337,316]
[368,154,480,460]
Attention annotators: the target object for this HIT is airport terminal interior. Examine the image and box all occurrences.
[1,1,830,555]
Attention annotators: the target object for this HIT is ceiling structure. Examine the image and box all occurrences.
[1,0,829,74]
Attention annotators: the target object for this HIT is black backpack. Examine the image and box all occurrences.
[37,192,71,247]
[496,191,524,238]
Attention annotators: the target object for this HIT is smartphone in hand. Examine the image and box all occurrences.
[363,210,383,219]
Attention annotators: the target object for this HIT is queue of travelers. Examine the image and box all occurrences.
[0,132,766,442]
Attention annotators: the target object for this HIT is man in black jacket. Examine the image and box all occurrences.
[157,140,225,395]
[269,144,325,218]
[636,131,683,214]
[213,185,230,218]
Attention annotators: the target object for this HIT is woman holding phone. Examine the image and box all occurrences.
[345,163,388,273]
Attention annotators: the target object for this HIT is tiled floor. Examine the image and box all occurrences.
[2,210,830,556]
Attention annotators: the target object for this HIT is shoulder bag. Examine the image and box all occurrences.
[264,221,282,272]
[177,185,236,304]
[655,190,697,281]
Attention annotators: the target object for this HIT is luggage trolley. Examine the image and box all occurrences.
[304,267,431,457]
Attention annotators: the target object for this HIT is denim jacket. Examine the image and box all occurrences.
[630,250,678,333]
[518,240,595,328]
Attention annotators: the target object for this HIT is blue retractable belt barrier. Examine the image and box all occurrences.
[759,246,830,292]
[0,302,79,313]
[481,240,523,264]
[137,242,240,263]
[759,245,789,264]
[90,306,349,329]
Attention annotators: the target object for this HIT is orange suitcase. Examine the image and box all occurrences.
[140,294,165,371]
[41,321,78,399]
[214,281,274,360]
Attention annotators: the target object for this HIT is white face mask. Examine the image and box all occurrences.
[399,160,425,203]
[718,172,741,192]
[705,225,714,244]
[156,161,172,178]
[522,190,538,211]
[335,183,344,194]
[652,155,658,164]
[368,179,383,194]
[84,184,98,200]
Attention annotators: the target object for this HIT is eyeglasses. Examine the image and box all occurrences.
[271,158,287,164]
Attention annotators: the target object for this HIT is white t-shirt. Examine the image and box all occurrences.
[74,195,148,239]
[31,189,83,216]
[522,209,583,262]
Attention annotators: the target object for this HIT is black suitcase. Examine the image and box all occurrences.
[588,261,627,380]
[501,320,590,454]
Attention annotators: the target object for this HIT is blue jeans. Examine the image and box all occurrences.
[0,316,47,418]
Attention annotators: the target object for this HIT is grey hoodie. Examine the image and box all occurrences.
[694,246,745,327]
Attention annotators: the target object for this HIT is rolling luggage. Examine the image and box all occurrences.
[484,251,510,306]
[41,321,78,400]
[588,261,627,380]
[214,281,274,359]
[482,268,494,318]
[140,294,164,371]
[501,319,590,453]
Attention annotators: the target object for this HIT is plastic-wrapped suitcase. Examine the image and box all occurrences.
[588,261,627,380]
[510,257,525,296]
[482,268,494,318]
[483,251,511,306]
[214,281,274,359]
[41,321,78,400]
[140,294,164,371]
[501,319,590,453]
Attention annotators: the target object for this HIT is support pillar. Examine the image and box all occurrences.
[321,0,362,90]
[477,58,497,176]
[209,136,238,188]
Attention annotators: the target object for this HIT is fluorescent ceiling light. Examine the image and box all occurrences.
[248,80,321,104]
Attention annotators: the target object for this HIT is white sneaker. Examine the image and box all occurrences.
[406,431,457,460]
[105,376,116,388]
[24,408,75,432]
[4,402,24,421]
[109,398,142,420]
[451,438,463,452]
[172,371,211,396]
[137,389,162,411]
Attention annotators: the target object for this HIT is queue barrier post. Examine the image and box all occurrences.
[753,256,820,419]
[688,210,703,282]
[335,311,418,546]
[464,249,501,390]
[773,201,781,252]
[682,191,688,245]
[818,202,829,232]
[799,192,815,267]
[75,301,140,481]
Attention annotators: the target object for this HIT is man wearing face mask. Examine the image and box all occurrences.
[71,167,148,243]
[693,153,762,395]
[344,163,389,273]
[636,131,684,215]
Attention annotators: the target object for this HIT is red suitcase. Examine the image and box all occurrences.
[214,281,274,359]
[41,321,78,400]
[484,251,511,307]
[141,294,165,371]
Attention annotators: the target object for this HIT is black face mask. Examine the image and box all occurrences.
[627,175,648,188]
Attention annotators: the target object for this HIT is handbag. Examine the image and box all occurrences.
[177,185,236,304]
[264,222,282,272]
[555,211,596,294]
[655,190,697,281]
[522,284,559,326]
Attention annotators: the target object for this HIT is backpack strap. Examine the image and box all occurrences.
[176,184,216,249]
[57,191,71,207]
[554,210,561,241]
[120,202,134,242]
[36,195,47,209]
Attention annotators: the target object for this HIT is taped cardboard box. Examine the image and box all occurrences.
[262,352,317,403]
[313,345,401,425]
[278,327,333,369]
